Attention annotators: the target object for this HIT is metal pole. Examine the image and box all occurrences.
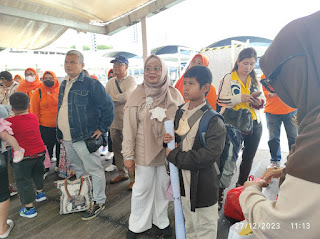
[141,16,148,62]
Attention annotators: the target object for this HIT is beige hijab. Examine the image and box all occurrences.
[260,11,320,184]
[125,55,184,165]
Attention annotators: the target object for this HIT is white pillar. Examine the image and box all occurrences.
[141,16,148,62]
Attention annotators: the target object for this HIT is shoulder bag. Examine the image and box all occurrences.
[223,108,253,135]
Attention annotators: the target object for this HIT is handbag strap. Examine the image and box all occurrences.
[64,177,84,199]
[114,79,123,93]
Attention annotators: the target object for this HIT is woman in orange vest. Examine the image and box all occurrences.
[30,71,60,170]
[17,68,42,99]
[174,54,217,110]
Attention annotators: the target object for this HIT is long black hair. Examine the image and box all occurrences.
[232,47,258,88]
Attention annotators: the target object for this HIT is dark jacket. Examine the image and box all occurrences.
[167,105,226,211]
[57,71,114,142]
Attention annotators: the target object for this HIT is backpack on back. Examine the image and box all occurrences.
[198,109,243,188]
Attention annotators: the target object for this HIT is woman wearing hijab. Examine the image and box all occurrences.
[175,54,217,110]
[17,68,42,99]
[13,75,24,84]
[30,71,60,170]
[122,55,184,238]
[239,11,320,238]
[108,69,114,80]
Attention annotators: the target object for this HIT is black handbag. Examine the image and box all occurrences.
[223,108,253,135]
[84,135,103,153]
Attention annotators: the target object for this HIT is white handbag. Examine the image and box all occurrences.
[55,175,93,214]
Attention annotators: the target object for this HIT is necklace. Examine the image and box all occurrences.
[145,96,154,109]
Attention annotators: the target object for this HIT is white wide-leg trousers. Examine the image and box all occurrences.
[129,165,170,233]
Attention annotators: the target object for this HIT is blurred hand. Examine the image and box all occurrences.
[251,97,262,106]
[243,180,268,190]
[241,94,254,103]
[124,160,135,174]
[262,167,284,184]
[91,129,102,139]
[251,92,262,106]
[163,132,174,144]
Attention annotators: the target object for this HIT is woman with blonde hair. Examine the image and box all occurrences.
[122,55,184,238]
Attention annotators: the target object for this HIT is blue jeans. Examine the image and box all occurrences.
[266,110,298,162]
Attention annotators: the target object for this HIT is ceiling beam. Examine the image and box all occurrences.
[106,0,185,35]
[0,5,107,34]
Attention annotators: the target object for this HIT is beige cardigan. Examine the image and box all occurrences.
[121,104,166,167]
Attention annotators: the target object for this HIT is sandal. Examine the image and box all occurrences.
[218,188,224,211]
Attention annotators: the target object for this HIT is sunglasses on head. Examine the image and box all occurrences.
[261,52,306,93]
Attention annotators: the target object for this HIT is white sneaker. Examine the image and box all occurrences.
[105,164,117,172]
[105,152,114,160]
[51,157,57,163]
[13,148,25,163]
[267,161,281,169]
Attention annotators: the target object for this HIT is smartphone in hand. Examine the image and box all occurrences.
[252,91,262,98]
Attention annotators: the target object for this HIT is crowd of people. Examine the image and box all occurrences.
[0,10,319,239]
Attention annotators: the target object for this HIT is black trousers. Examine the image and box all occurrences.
[0,152,9,202]
[13,155,45,205]
[40,125,60,166]
[237,120,263,185]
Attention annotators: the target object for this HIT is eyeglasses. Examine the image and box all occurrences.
[25,73,35,77]
[261,52,305,93]
[145,66,162,72]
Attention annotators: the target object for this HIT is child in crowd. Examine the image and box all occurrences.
[0,104,24,163]
[7,92,47,218]
[164,66,226,239]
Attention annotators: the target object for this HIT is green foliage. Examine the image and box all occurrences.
[97,45,113,50]
[83,45,90,51]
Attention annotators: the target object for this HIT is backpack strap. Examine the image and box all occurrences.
[198,109,224,175]
[198,109,223,146]
[179,104,211,142]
